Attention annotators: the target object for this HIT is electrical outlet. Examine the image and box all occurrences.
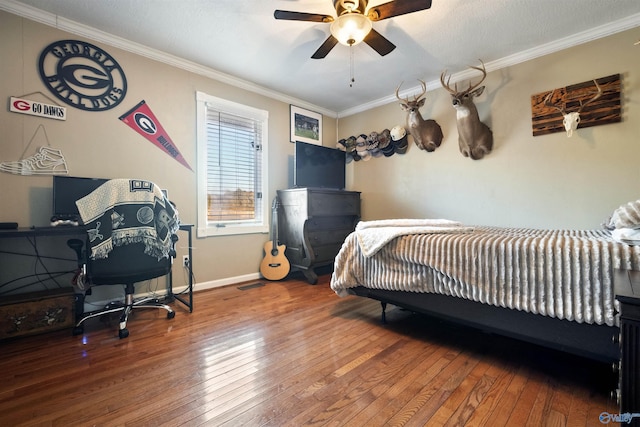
[182,255,189,268]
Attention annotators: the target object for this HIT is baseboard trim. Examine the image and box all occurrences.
[80,272,264,312]
[191,272,263,292]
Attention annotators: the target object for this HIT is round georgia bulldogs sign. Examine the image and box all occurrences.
[38,40,127,112]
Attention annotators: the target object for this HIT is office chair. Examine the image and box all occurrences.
[67,235,178,339]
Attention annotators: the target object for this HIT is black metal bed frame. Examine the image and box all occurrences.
[348,286,619,363]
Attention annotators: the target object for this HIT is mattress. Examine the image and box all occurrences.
[331,226,640,326]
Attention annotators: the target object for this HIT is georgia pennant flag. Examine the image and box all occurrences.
[119,100,192,171]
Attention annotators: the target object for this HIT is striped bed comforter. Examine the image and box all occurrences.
[330,225,640,326]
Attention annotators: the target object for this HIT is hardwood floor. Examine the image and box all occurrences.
[0,273,618,426]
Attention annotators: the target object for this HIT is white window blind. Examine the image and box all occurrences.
[206,110,262,222]
[196,92,268,237]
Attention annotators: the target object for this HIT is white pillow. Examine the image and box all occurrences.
[606,199,640,230]
[611,228,640,246]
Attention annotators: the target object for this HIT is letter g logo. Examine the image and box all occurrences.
[134,113,157,135]
[13,100,31,111]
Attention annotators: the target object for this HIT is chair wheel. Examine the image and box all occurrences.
[167,311,176,319]
[72,326,84,336]
[119,328,129,339]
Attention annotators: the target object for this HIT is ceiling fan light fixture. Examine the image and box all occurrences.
[330,13,372,46]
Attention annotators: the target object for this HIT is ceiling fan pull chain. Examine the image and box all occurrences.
[349,44,355,87]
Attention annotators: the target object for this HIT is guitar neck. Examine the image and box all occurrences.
[271,197,279,246]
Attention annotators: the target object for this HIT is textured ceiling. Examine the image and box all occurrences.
[4,0,640,116]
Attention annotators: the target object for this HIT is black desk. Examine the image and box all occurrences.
[169,224,194,312]
[0,225,86,239]
[1,224,194,312]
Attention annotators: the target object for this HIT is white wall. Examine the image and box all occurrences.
[338,28,640,230]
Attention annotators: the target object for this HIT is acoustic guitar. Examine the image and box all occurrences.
[260,197,290,280]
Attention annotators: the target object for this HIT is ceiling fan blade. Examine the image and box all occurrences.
[367,0,433,21]
[311,35,339,59]
[363,29,396,56]
[274,10,334,23]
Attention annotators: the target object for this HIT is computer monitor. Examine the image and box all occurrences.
[52,175,108,220]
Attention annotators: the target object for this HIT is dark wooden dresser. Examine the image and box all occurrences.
[277,188,360,284]
[613,268,640,424]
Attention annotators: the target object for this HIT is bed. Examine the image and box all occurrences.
[330,212,640,363]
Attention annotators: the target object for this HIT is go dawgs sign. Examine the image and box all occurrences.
[38,40,127,111]
[10,97,66,120]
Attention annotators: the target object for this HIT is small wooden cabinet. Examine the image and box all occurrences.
[277,188,360,284]
[613,269,640,424]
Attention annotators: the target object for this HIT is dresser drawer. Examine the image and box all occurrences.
[308,192,360,216]
[306,216,357,231]
[307,227,353,246]
[313,243,345,263]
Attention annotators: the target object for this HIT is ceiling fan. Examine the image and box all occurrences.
[274,0,433,59]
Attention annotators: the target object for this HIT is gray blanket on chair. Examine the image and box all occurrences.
[75,178,179,260]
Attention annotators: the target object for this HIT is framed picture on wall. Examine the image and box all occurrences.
[290,105,322,145]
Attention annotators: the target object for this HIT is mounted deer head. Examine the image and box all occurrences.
[395,80,443,152]
[440,60,493,160]
[544,80,602,137]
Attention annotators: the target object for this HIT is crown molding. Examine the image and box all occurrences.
[2,0,638,120]
[0,0,338,118]
[337,12,640,118]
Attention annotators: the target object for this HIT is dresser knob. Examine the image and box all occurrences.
[612,333,620,344]
[611,389,620,404]
[612,361,620,373]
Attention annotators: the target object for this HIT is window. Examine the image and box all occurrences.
[196,91,269,237]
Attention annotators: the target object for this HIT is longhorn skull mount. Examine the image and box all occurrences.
[543,80,602,137]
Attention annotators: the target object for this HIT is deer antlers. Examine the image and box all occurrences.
[440,60,487,96]
[395,80,427,103]
[543,79,603,137]
[543,79,602,114]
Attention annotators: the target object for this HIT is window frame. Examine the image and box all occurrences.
[196,91,269,237]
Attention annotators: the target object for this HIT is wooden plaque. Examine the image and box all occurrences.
[531,74,621,136]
